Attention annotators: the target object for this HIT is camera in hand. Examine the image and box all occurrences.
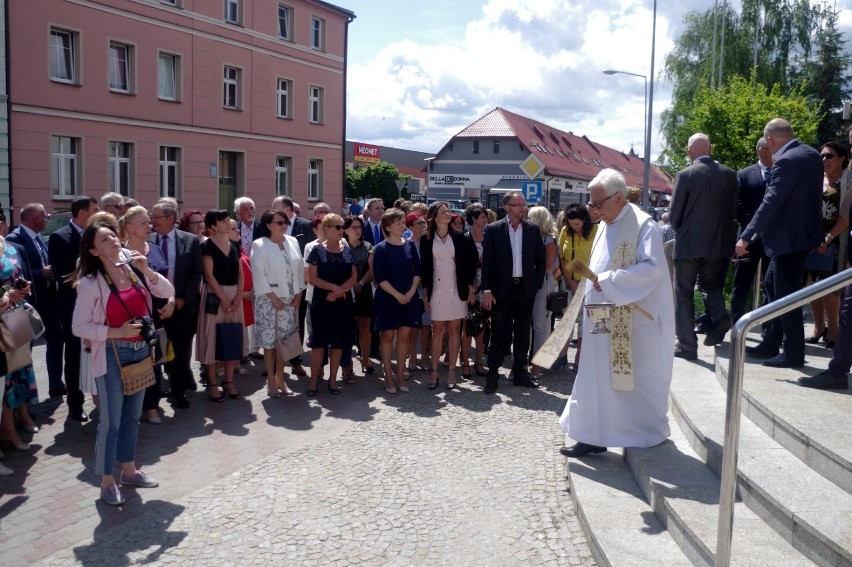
[13,277,28,290]
[134,316,159,346]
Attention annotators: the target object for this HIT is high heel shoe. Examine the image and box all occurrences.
[206,383,224,402]
[825,339,836,349]
[474,363,487,377]
[446,368,458,390]
[327,381,341,395]
[461,365,471,379]
[397,375,410,393]
[427,369,439,390]
[361,359,375,374]
[805,328,827,344]
[221,381,242,399]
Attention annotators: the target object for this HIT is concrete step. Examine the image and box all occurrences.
[714,334,852,495]
[672,344,852,566]
[625,424,813,566]
[564,446,692,566]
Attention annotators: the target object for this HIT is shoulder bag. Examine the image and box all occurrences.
[0,306,35,352]
[111,341,155,395]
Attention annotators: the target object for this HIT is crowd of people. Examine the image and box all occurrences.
[2,114,849,494]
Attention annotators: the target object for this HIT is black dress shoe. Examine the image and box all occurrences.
[761,354,804,369]
[745,343,779,359]
[703,319,731,347]
[186,379,198,392]
[513,374,539,388]
[673,348,697,361]
[48,385,68,398]
[560,442,607,458]
[694,314,712,334]
[168,395,190,409]
[484,375,499,394]
[68,408,89,422]
[797,370,848,389]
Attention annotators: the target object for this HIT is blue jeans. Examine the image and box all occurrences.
[94,341,148,477]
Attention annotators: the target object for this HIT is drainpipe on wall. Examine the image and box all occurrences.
[4,0,12,225]
[341,12,356,207]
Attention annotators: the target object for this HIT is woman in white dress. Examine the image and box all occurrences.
[251,209,305,397]
[419,202,477,390]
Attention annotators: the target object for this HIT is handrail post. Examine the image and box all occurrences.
[714,267,852,566]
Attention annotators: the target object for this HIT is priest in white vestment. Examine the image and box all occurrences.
[559,169,675,457]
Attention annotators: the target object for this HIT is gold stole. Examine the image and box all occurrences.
[608,206,641,392]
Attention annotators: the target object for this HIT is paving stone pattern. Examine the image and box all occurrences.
[1,343,594,566]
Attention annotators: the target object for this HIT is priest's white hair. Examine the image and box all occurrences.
[589,168,627,197]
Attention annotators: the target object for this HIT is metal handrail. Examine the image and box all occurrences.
[715,266,852,566]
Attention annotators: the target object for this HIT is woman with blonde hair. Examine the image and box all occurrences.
[527,206,559,376]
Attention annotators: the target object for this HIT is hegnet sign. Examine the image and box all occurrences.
[353,142,380,164]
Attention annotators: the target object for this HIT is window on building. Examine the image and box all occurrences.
[278,4,292,40]
[493,140,500,154]
[159,146,181,198]
[473,140,479,154]
[275,156,291,196]
[307,158,322,200]
[223,66,240,109]
[276,78,291,118]
[224,0,241,24]
[49,28,78,84]
[310,16,325,50]
[108,41,133,93]
[51,135,80,198]
[309,85,323,123]
[158,52,180,101]
[108,141,133,196]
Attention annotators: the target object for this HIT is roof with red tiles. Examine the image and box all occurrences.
[448,107,671,193]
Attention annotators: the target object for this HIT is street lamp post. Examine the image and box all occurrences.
[603,68,650,206]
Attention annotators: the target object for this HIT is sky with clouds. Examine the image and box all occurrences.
[343,0,852,161]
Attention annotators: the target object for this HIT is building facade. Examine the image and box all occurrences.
[8,0,354,219]
[426,107,671,212]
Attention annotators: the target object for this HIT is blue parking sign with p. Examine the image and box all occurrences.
[522,181,542,203]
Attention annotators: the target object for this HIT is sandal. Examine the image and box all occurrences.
[361,359,375,374]
[207,384,224,402]
[474,363,487,377]
[461,365,472,379]
[327,381,341,395]
[426,369,439,390]
[291,364,308,377]
[344,370,357,385]
[446,368,458,390]
[221,381,242,400]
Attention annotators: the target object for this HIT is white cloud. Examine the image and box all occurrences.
[346,0,852,159]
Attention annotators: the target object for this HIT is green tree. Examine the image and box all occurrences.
[353,162,411,208]
[667,75,822,172]
[794,9,852,145]
[345,166,360,199]
[660,0,825,166]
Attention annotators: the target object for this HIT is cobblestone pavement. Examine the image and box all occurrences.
[1,341,594,566]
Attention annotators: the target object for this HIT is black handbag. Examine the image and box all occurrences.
[465,303,487,337]
[205,291,220,315]
[546,290,569,313]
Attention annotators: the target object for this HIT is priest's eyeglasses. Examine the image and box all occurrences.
[587,193,615,210]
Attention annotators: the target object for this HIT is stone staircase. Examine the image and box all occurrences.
[564,330,852,566]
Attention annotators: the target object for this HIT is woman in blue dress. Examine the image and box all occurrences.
[306,214,357,396]
[371,208,422,393]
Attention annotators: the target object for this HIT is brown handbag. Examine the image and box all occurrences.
[0,306,35,352]
[276,331,303,362]
[111,342,155,395]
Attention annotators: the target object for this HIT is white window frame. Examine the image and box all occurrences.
[158,52,180,101]
[278,4,292,40]
[276,78,291,118]
[223,65,241,110]
[51,135,81,199]
[224,0,241,24]
[310,16,325,50]
[275,156,291,196]
[159,146,181,199]
[309,85,324,124]
[108,141,133,197]
[108,40,133,93]
[307,158,322,201]
[49,27,78,84]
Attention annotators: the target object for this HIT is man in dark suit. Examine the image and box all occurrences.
[362,198,386,246]
[48,195,99,421]
[150,201,203,408]
[730,138,773,324]
[669,133,738,359]
[270,195,311,375]
[480,191,546,393]
[8,203,66,396]
[736,118,823,368]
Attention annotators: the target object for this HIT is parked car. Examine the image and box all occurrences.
[43,210,71,238]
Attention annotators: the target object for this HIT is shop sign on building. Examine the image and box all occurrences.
[353,142,381,164]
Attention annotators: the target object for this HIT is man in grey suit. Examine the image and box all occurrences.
[736,118,823,368]
[670,133,738,359]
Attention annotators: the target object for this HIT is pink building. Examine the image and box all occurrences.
[8,0,354,218]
